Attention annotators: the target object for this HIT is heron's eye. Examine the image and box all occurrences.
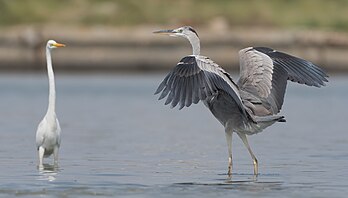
[178,29,183,33]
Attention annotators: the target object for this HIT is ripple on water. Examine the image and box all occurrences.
[0,74,347,197]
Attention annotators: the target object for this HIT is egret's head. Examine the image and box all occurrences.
[46,40,65,50]
[153,26,199,40]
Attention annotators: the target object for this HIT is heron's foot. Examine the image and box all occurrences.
[227,165,232,176]
[227,168,232,177]
[253,159,258,176]
[227,156,232,177]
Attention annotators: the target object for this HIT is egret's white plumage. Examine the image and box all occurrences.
[36,40,65,168]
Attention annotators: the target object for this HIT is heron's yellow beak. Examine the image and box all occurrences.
[52,43,66,47]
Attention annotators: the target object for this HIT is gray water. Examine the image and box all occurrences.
[0,73,347,197]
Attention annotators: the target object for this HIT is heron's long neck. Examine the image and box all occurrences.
[188,35,200,55]
[46,48,56,116]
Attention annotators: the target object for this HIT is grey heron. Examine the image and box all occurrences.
[154,26,328,176]
[36,40,65,168]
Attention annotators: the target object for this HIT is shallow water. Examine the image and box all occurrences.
[0,73,347,197]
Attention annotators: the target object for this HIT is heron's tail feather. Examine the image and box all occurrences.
[277,116,286,122]
[253,115,286,123]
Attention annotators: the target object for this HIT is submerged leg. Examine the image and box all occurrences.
[53,146,59,167]
[225,131,233,176]
[38,146,45,168]
[238,133,258,176]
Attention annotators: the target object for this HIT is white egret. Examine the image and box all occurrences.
[36,40,65,168]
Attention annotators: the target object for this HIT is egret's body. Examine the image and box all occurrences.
[154,26,328,176]
[36,40,65,168]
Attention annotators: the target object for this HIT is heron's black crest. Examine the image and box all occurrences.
[188,27,199,38]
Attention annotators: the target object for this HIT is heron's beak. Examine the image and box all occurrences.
[52,43,66,47]
[153,29,176,35]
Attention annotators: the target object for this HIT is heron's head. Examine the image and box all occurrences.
[153,26,199,40]
[46,40,65,50]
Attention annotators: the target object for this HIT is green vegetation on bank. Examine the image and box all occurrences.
[0,0,348,31]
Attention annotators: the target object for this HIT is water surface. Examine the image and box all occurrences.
[0,73,347,197]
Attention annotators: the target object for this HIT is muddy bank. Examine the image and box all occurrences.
[0,26,347,72]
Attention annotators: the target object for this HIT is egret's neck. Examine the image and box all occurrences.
[188,35,200,55]
[46,47,56,116]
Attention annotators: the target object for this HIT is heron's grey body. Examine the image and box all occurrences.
[154,26,328,176]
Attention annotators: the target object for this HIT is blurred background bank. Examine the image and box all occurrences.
[0,0,348,72]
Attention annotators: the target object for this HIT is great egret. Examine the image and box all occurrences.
[36,40,65,168]
[154,26,328,176]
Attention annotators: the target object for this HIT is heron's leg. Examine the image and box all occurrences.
[38,146,45,168]
[225,131,233,176]
[238,133,258,176]
[53,146,59,167]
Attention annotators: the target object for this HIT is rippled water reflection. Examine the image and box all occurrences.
[0,73,347,197]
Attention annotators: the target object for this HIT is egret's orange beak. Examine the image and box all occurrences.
[53,43,66,47]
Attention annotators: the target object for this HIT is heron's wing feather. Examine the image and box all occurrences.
[253,47,328,87]
[238,47,275,99]
[238,47,328,114]
[155,55,245,113]
[238,47,288,114]
[195,56,244,109]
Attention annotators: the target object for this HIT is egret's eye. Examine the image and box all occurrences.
[177,29,183,33]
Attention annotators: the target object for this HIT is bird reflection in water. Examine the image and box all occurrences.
[37,164,60,182]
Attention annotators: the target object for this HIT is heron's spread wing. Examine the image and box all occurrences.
[238,48,275,98]
[253,47,328,87]
[155,55,245,112]
[238,47,328,114]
